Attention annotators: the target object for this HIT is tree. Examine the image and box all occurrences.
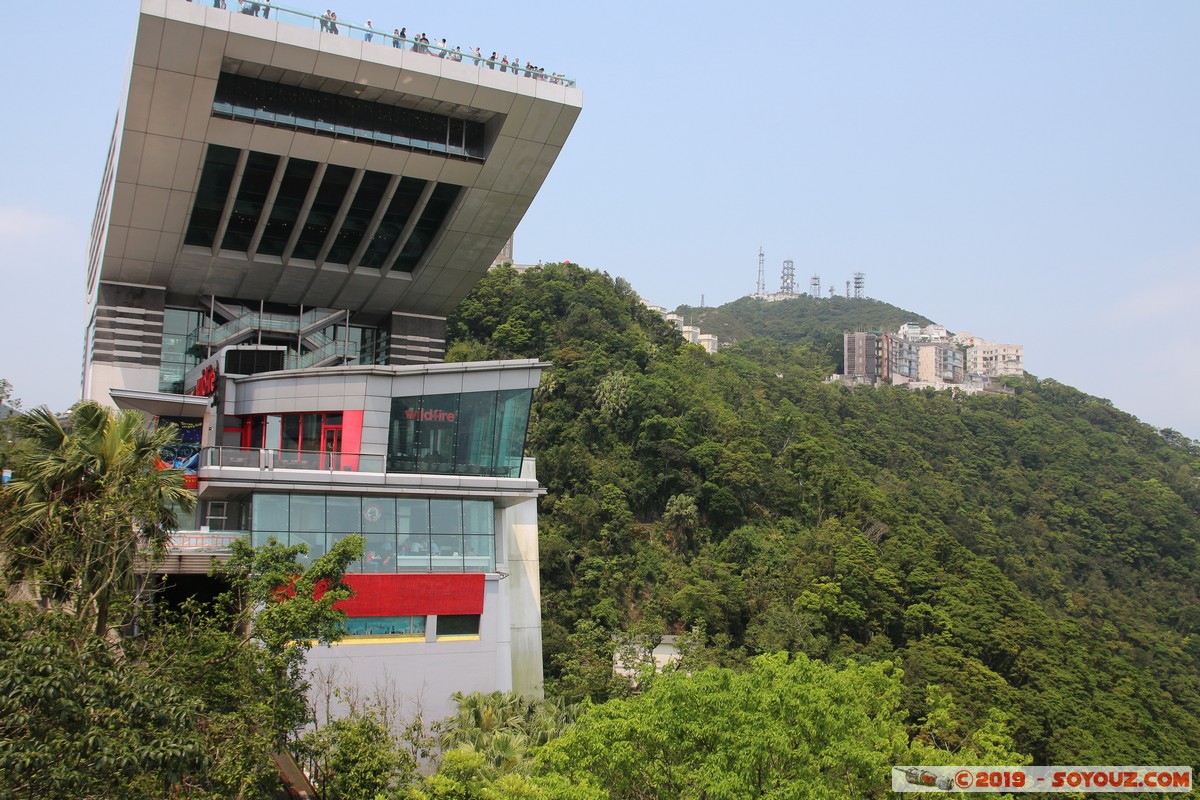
[1,402,195,636]
[0,603,207,800]
[536,653,1025,800]
[298,708,409,800]
[211,535,365,747]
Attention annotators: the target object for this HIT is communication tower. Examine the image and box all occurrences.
[781,259,795,295]
[853,272,866,299]
[755,247,766,297]
[810,274,820,297]
[845,280,851,298]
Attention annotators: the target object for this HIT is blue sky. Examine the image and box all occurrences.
[1,0,1197,436]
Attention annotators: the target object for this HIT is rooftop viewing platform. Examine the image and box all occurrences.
[190,0,578,87]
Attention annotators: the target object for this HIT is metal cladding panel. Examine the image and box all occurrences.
[337,574,484,616]
[97,1,582,319]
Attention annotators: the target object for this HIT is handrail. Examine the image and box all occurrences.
[194,0,578,88]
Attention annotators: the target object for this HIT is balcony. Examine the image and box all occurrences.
[202,446,385,473]
[197,0,577,88]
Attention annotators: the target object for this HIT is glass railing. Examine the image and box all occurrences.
[202,446,386,473]
[192,0,577,88]
[200,446,527,477]
[168,530,247,550]
[249,530,496,573]
[284,338,359,369]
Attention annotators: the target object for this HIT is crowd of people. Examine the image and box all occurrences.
[193,1,574,86]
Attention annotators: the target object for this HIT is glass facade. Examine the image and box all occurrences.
[387,389,532,477]
[341,615,426,638]
[250,494,496,573]
[211,73,488,161]
[159,309,203,393]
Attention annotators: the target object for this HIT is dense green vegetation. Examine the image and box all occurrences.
[3,264,1199,796]
[448,264,1200,770]
[674,294,934,371]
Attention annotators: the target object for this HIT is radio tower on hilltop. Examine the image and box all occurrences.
[781,259,795,295]
[755,247,766,297]
[853,272,866,299]
[810,274,820,297]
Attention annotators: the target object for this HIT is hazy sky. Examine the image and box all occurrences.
[2,1,1197,436]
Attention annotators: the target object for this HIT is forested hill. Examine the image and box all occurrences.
[447,263,1200,766]
[674,294,935,371]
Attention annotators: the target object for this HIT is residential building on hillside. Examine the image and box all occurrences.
[966,342,1025,378]
[84,0,581,718]
[841,331,966,390]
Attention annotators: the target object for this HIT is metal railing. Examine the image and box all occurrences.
[192,0,578,88]
[168,530,247,550]
[202,446,386,473]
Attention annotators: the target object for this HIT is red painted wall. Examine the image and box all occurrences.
[340,409,363,471]
[338,574,484,617]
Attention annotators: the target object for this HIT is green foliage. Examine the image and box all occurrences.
[0,603,207,800]
[537,653,1023,799]
[447,264,1200,768]
[211,534,365,746]
[298,708,410,800]
[1,402,195,635]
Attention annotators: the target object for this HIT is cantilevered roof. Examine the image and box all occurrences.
[110,388,211,418]
[89,0,582,321]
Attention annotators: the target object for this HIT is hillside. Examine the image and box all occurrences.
[675,294,936,371]
[447,263,1200,767]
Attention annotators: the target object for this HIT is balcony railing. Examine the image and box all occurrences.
[201,447,524,477]
[192,0,578,88]
[169,530,247,550]
[202,446,385,473]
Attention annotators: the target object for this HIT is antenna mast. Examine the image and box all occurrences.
[781,259,795,295]
[755,247,766,297]
[853,272,865,299]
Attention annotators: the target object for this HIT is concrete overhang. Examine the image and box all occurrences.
[111,388,212,418]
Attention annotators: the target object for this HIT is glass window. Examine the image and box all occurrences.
[326,170,390,264]
[387,396,420,471]
[184,144,239,248]
[396,498,429,534]
[292,165,355,262]
[430,500,462,535]
[301,413,322,452]
[455,391,498,472]
[292,531,326,566]
[393,184,462,273]
[326,496,360,532]
[258,158,317,257]
[252,494,290,531]
[396,535,431,572]
[290,495,325,532]
[362,533,398,572]
[341,615,426,637]
[437,614,480,637]
[252,531,287,549]
[221,151,279,252]
[495,389,533,477]
[282,415,301,452]
[463,500,493,535]
[359,177,426,269]
[361,497,395,533]
[463,535,495,572]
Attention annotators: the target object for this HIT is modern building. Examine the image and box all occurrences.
[84,0,581,718]
[841,331,964,388]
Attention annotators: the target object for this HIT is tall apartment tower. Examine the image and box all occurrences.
[84,0,581,718]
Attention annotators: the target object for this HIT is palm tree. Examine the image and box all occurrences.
[1,402,195,635]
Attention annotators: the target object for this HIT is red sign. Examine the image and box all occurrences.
[403,407,457,423]
[190,365,218,397]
